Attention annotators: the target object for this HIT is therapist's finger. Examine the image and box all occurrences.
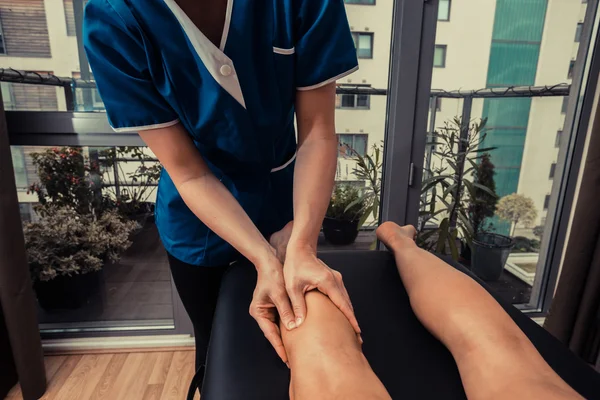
[286,285,307,328]
[255,317,288,363]
[273,290,297,331]
[317,273,361,334]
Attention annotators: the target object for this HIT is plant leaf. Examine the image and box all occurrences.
[435,218,450,254]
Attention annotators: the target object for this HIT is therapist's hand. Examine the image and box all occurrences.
[283,243,360,335]
[249,252,296,364]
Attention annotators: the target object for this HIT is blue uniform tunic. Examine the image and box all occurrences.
[84,0,358,266]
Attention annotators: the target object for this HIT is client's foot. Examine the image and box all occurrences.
[376,222,417,252]
[269,221,294,263]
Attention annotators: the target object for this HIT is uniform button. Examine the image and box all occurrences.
[220,64,232,77]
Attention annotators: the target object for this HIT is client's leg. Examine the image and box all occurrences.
[376,222,581,400]
[281,291,391,400]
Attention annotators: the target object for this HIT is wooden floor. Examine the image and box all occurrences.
[6,351,200,400]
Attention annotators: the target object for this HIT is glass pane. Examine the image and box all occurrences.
[324,1,392,250]
[357,94,370,108]
[433,46,446,67]
[0,0,97,111]
[421,0,594,305]
[10,145,175,332]
[357,33,373,58]
[342,94,356,108]
[438,0,450,21]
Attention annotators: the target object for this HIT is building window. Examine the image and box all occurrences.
[344,0,375,4]
[575,23,584,42]
[0,19,5,55]
[336,87,370,110]
[438,0,451,21]
[568,60,576,79]
[1,82,15,110]
[562,97,569,114]
[434,45,447,68]
[555,130,562,148]
[352,32,373,59]
[549,163,556,179]
[544,195,551,210]
[338,134,368,158]
[11,147,28,189]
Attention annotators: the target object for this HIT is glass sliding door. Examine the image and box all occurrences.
[402,0,600,311]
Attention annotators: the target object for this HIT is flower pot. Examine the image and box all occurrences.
[34,270,102,311]
[323,217,360,246]
[471,233,515,281]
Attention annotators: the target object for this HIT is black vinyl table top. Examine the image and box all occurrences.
[201,251,600,400]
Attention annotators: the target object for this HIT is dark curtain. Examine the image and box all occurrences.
[544,96,600,366]
[0,95,46,398]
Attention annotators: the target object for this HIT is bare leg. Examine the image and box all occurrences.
[281,291,391,400]
[376,222,581,400]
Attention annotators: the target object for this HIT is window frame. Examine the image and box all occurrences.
[337,133,369,158]
[0,18,6,55]
[352,32,374,59]
[575,22,584,43]
[433,45,447,68]
[438,0,451,21]
[336,87,372,110]
[555,130,562,148]
[549,163,557,179]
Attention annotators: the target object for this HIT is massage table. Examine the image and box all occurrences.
[200,251,600,399]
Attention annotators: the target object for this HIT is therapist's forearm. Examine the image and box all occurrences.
[177,174,277,267]
[289,136,337,251]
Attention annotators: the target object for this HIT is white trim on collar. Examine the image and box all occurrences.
[163,0,246,109]
[297,65,359,91]
[273,46,295,55]
[220,0,234,50]
[111,119,180,133]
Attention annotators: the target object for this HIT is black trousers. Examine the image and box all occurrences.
[167,252,229,369]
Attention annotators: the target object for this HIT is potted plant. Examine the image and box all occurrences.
[99,146,162,227]
[24,206,138,310]
[323,185,366,245]
[417,117,497,260]
[26,147,139,310]
[464,153,498,261]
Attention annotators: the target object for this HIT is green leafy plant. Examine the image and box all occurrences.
[98,147,162,219]
[418,117,497,260]
[327,185,366,222]
[468,153,498,235]
[349,143,383,229]
[28,147,110,215]
[496,193,538,236]
[24,206,139,282]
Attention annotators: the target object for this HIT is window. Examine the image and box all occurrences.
[549,163,556,179]
[544,195,551,210]
[352,32,373,59]
[562,97,569,114]
[336,88,371,110]
[64,0,76,36]
[0,19,5,55]
[568,60,576,79]
[555,130,562,148]
[1,82,15,110]
[338,134,368,157]
[434,45,447,68]
[11,147,27,189]
[575,23,584,42]
[438,0,451,21]
[0,0,52,58]
[344,0,375,4]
